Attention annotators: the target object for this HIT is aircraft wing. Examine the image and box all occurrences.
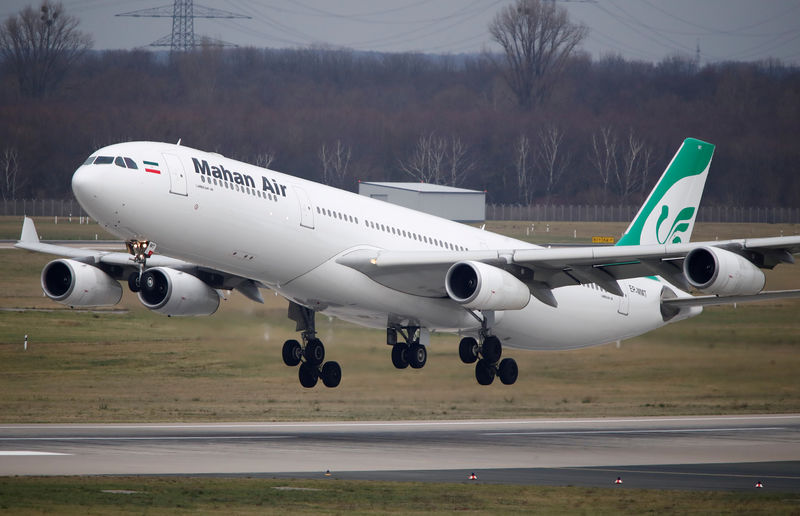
[337,235,800,303]
[14,217,265,303]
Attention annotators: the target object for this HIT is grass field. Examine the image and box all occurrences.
[1,476,798,515]
[1,216,798,513]
[1,216,798,423]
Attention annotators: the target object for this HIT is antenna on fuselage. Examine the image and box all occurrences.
[177,138,182,146]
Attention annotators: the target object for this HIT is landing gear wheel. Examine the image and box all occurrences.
[497,358,518,385]
[459,337,479,364]
[127,272,141,293]
[321,361,342,388]
[475,359,496,386]
[298,362,319,388]
[391,344,409,369]
[304,338,325,366]
[482,336,502,363]
[408,344,427,369]
[282,339,302,367]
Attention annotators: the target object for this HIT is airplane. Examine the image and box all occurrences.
[15,138,800,389]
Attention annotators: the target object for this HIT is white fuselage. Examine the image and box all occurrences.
[72,142,699,351]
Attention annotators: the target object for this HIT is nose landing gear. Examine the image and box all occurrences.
[283,301,341,388]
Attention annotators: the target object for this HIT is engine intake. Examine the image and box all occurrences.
[445,261,530,310]
[683,246,765,296]
[41,259,122,307]
[138,267,220,316]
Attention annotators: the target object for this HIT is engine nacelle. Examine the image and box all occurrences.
[445,261,530,311]
[683,246,765,296]
[41,259,122,307]
[137,267,220,316]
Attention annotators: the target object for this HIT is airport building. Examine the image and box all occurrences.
[358,182,485,222]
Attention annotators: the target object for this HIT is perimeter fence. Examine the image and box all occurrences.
[486,204,800,224]
[2,199,799,224]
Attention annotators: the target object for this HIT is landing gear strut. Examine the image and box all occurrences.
[282,301,341,388]
[387,326,428,370]
[459,311,517,386]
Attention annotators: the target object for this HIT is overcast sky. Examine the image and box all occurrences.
[2,0,798,64]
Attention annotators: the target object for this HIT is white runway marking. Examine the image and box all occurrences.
[0,451,71,456]
[0,414,797,431]
[0,436,295,442]
[485,427,786,436]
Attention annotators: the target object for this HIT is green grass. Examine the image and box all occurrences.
[0,217,798,423]
[0,477,797,515]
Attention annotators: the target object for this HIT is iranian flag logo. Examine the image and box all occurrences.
[144,160,161,174]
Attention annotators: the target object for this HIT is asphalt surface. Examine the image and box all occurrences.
[1,415,798,491]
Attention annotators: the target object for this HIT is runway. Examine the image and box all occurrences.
[1,415,798,490]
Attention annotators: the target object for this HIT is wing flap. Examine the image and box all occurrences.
[662,289,800,307]
[336,235,800,298]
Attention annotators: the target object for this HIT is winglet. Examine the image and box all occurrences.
[19,217,40,244]
[618,138,714,247]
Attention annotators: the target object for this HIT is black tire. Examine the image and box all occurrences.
[475,359,495,386]
[482,336,502,363]
[321,361,342,388]
[298,362,318,388]
[282,339,302,367]
[497,358,518,385]
[391,344,409,369]
[304,338,325,366]
[127,272,141,293]
[459,337,479,364]
[408,344,427,369]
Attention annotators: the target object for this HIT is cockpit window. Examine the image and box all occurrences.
[123,157,138,169]
[94,156,114,165]
[114,156,126,168]
[82,156,96,166]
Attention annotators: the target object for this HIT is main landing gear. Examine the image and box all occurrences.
[387,326,428,370]
[458,312,517,386]
[282,301,341,388]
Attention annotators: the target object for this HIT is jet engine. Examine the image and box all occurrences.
[683,246,765,296]
[445,261,531,310]
[41,259,122,307]
[137,267,220,316]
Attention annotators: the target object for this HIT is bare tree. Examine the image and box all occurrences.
[535,125,570,203]
[0,1,93,97]
[399,133,446,184]
[488,0,586,109]
[514,134,533,204]
[589,126,618,202]
[319,140,351,187]
[444,136,475,187]
[0,147,22,201]
[254,150,276,169]
[400,133,475,186]
[615,130,645,203]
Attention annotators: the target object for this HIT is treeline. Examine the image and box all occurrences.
[1,46,799,207]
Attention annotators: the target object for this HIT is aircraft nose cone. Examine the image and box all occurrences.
[71,165,100,204]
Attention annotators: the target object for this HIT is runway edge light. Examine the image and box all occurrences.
[615,477,623,485]
[755,481,763,488]
[469,472,477,480]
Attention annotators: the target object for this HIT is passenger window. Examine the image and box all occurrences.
[94,156,113,165]
[124,157,137,169]
[114,157,126,168]
[82,156,96,166]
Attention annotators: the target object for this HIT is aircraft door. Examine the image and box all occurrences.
[163,153,188,196]
[294,186,315,229]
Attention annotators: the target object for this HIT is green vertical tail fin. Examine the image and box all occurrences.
[617,138,715,247]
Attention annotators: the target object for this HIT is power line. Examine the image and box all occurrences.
[117,0,251,52]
